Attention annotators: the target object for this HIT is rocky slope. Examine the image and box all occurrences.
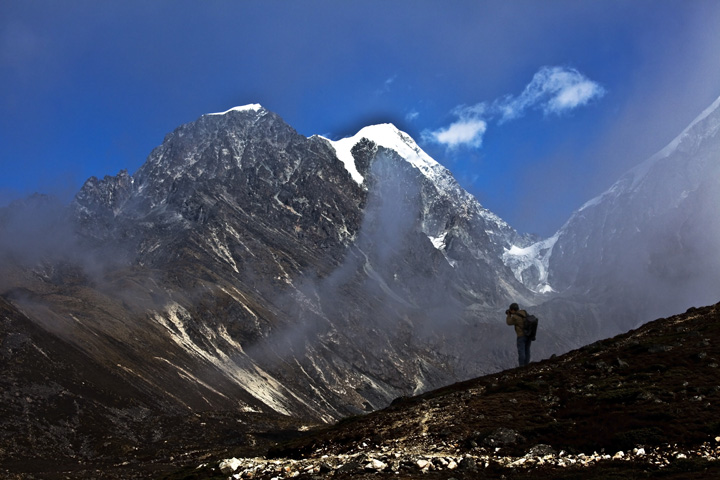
[194,301,720,480]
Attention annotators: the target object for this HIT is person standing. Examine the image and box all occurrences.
[506,302,531,367]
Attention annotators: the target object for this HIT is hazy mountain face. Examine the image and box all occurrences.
[539,96,720,334]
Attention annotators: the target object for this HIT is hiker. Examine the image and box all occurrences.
[506,302,532,367]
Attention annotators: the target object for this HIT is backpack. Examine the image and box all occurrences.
[523,313,538,341]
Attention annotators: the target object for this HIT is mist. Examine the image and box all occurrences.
[248,149,468,366]
[0,192,141,301]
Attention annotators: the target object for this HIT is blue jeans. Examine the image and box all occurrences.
[517,336,531,366]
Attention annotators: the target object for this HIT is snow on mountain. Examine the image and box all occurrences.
[207,103,264,116]
[326,123,470,192]
[323,124,448,187]
[502,234,558,294]
[323,123,519,255]
[571,93,720,211]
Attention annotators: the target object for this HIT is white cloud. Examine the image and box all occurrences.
[424,66,605,150]
[546,78,603,113]
[499,66,605,121]
[424,117,487,149]
[405,110,419,122]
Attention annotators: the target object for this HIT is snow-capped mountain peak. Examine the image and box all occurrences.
[324,123,447,185]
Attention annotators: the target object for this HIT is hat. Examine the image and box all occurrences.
[509,303,519,311]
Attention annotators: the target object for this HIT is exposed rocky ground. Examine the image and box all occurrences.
[175,302,720,479]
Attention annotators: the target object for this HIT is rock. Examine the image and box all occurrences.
[648,344,672,353]
[337,460,363,473]
[637,391,656,401]
[528,444,556,456]
[219,457,242,474]
[483,427,523,446]
[458,457,478,472]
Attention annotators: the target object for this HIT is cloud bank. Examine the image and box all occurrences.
[424,66,606,149]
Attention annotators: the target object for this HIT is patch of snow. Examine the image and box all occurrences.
[538,284,555,294]
[428,232,447,250]
[322,136,365,184]
[502,234,559,293]
[322,123,448,186]
[207,104,263,116]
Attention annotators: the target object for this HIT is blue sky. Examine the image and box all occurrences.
[2,1,720,236]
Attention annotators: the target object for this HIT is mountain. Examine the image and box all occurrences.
[3,95,720,478]
[191,302,720,480]
[0,104,577,476]
[507,94,720,338]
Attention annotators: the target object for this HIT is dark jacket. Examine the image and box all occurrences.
[506,310,527,338]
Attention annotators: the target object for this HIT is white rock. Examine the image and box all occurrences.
[219,458,242,475]
[417,459,430,469]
